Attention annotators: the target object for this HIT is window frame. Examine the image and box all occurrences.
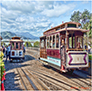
[40,39,45,48]
[46,34,60,49]
[16,43,18,49]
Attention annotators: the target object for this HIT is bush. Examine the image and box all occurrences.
[0,52,5,79]
[34,41,40,47]
[24,42,32,47]
[89,54,92,60]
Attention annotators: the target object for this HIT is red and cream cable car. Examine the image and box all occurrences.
[40,22,89,72]
[10,36,25,62]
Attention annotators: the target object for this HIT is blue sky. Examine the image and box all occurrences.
[0,0,91,37]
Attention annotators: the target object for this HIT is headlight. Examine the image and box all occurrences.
[19,51,22,56]
[12,51,15,56]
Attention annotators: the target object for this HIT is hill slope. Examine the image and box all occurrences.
[1,31,39,39]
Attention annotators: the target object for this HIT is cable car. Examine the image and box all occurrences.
[10,36,25,62]
[39,22,89,72]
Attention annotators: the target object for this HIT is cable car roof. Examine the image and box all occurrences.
[44,22,81,34]
[56,27,89,33]
[12,36,21,39]
[10,36,23,42]
[10,39,23,42]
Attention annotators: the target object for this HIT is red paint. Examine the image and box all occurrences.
[47,49,60,59]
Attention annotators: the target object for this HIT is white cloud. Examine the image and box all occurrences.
[1,1,90,37]
[2,1,36,14]
[41,3,75,17]
[1,1,75,37]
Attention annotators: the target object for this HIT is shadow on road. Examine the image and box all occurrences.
[4,72,22,90]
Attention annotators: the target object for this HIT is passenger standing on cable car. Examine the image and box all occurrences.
[60,39,65,70]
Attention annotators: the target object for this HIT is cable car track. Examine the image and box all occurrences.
[27,67,91,90]
[16,67,49,90]
[16,68,34,90]
[27,69,74,90]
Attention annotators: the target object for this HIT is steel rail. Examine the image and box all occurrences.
[21,68,38,90]
[16,68,27,90]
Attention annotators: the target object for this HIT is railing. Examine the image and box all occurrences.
[26,47,40,51]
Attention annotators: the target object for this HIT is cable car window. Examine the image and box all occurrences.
[77,37,82,48]
[53,35,55,48]
[16,43,18,49]
[50,36,52,48]
[12,43,14,49]
[47,37,49,48]
[20,43,22,49]
[69,37,72,48]
[73,37,75,48]
[56,35,59,48]
[41,39,44,48]
[68,24,76,28]
[69,37,75,48]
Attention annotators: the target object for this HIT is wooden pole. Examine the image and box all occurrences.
[66,31,69,50]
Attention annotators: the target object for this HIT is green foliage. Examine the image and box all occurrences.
[70,9,92,46]
[34,41,40,47]
[1,42,6,46]
[89,54,92,60]
[0,52,4,59]
[24,41,32,47]
[70,11,81,22]
[83,20,92,38]
[0,52,5,79]
[80,9,91,25]
[70,9,91,27]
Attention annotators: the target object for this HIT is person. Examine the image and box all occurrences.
[77,42,81,49]
[60,39,65,71]
[8,44,11,61]
[61,39,65,48]
[26,42,28,48]
[23,45,25,53]
[6,46,9,62]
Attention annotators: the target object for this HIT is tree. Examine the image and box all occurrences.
[70,9,92,36]
[70,11,81,22]
[24,41,32,47]
[34,41,40,47]
[70,9,91,28]
[82,19,92,37]
[80,9,91,25]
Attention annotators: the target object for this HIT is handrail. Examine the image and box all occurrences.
[66,48,88,51]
